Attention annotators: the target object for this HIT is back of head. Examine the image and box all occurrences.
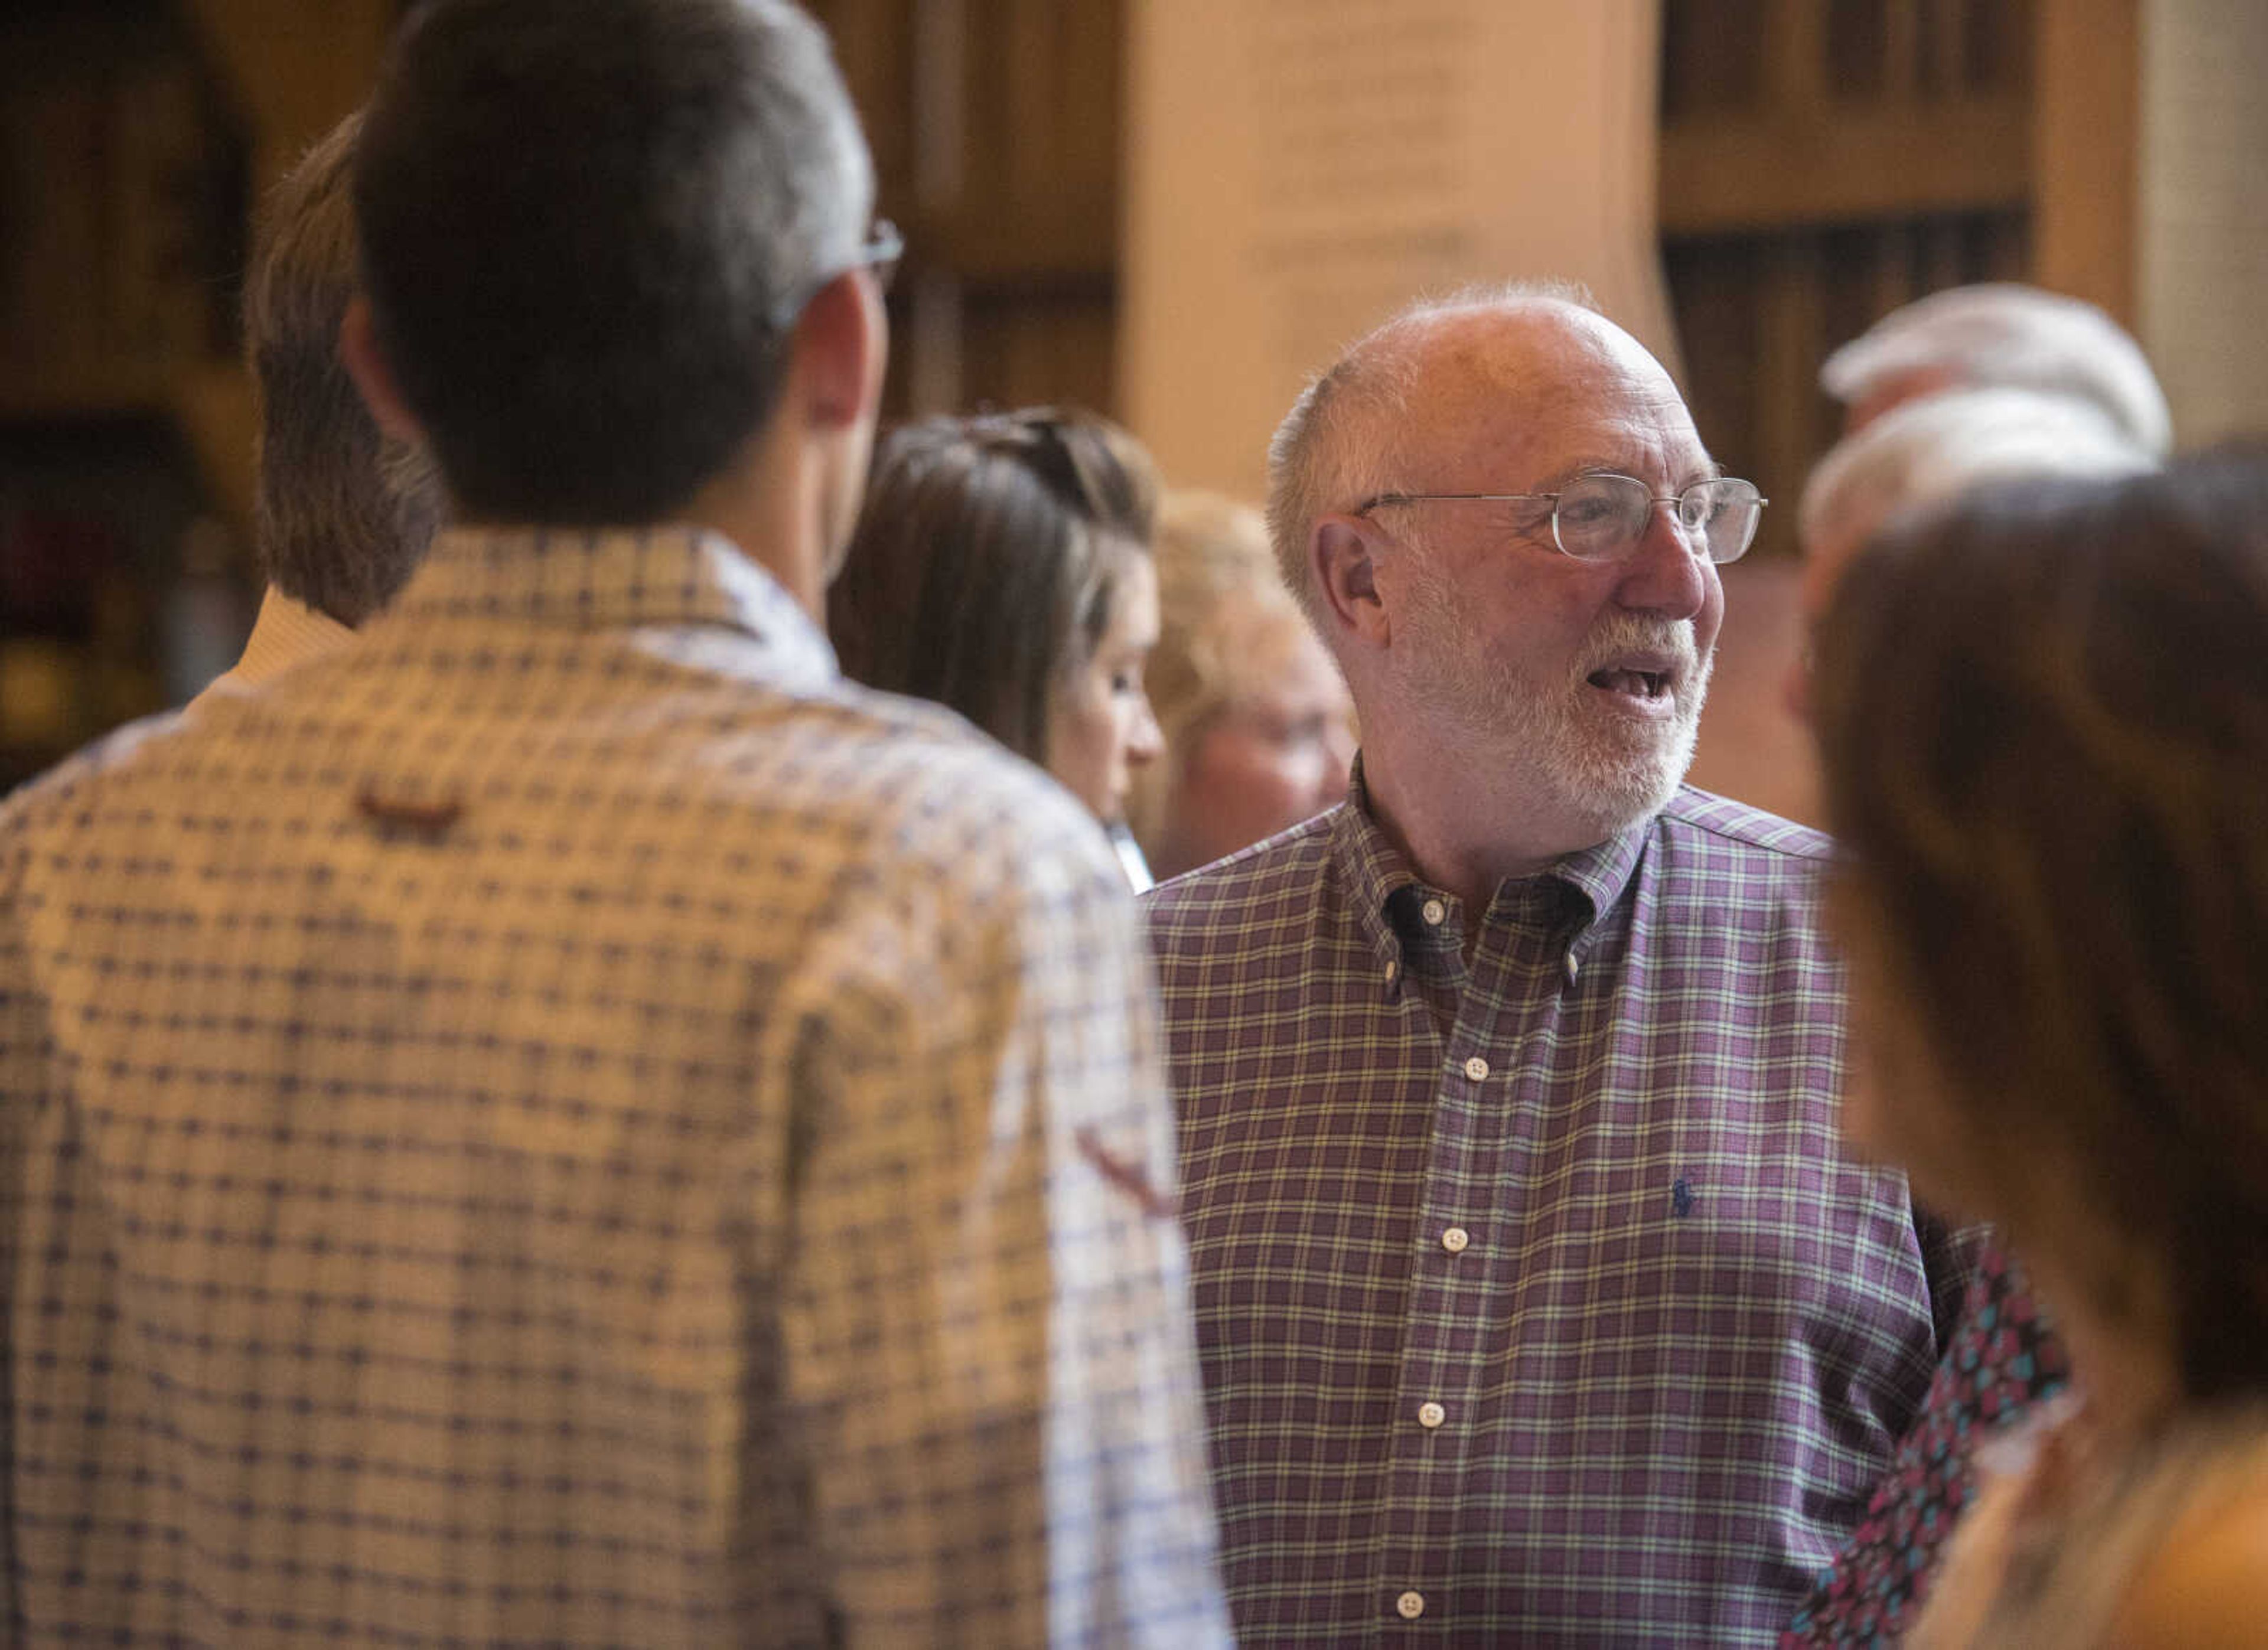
[354,0,872,524]
[1813,447,2268,1398]
[1800,387,2158,563]
[1820,282,2173,456]
[243,109,443,625]
[828,407,1159,761]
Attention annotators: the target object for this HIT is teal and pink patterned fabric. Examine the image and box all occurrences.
[1784,1240,2070,1645]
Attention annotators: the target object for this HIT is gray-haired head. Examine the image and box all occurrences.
[1265,279,1598,625]
[354,0,874,524]
[242,108,443,626]
[1800,387,2160,571]
[1820,282,2172,457]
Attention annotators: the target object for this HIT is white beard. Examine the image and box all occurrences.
[1392,562,1713,842]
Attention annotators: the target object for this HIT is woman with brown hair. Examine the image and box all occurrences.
[829,406,1166,871]
[1811,449,2268,1646]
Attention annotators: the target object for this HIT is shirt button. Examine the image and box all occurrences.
[1417,1400,1446,1429]
[1397,1590,1426,1620]
[1441,1225,1470,1253]
[1462,1055,1490,1081]
[1565,951,1582,984]
[1384,958,1400,985]
[1420,897,1446,927]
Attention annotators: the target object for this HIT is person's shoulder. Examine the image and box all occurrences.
[781,679,1123,896]
[0,708,191,846]
[1141,807,1340,941]
[1656,784,1834,863]
[2111,1473,2268,1647]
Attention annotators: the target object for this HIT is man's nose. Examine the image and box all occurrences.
[1612,498,1712,619]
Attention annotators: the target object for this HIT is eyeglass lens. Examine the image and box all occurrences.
[1553,475,1761,565]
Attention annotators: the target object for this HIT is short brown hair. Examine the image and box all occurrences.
[828,407,1158,762]
[243,109,442,623]
[355,0,871,523]
[1813,448,2268,1398]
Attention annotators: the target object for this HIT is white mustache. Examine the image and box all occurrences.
[1575,615,1701,681]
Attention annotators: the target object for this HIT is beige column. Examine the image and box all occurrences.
[2138,0,2268,445]
[1120,0,1674,504]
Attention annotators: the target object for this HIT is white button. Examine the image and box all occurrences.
[1417,1400,1446,1429]
[1420,898,1446,926]
[1565,951,1582,984]
[1396,1589,1426,1620]
[1384,958,1400,984]
[1463,1055,1490,1081]
[1441,1225,1470,1254]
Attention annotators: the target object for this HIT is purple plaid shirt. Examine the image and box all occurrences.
[1145,780,1962,1646]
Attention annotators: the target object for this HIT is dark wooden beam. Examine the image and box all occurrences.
[1659,96,2029,234]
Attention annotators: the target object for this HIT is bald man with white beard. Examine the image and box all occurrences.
[1145,286,1965,1646]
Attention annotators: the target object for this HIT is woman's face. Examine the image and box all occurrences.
[1046,549,1164,825]
[1163,606,1356,878]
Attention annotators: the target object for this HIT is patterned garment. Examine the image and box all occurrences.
[1144,780,1966,1646]
[0,526,1230,1648]
[1783,1240,2070,1646]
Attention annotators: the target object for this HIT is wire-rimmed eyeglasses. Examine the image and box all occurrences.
[766,218,903,334]
[1354,472,1767,565]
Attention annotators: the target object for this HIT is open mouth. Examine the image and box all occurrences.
[1586,667,1672,701]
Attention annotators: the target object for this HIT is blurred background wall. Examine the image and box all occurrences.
[2,0,2258,816]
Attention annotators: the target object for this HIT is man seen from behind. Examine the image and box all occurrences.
[0,2,1228,1643]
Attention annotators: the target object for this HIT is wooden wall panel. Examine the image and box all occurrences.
[1658,0,2039,553]
[2033,0,2139,324]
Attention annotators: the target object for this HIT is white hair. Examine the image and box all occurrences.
[1265,279,1597,625]
[1800,387,2158,555]
[1819,283,2173,456]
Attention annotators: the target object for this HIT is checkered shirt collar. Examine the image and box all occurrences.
[394,523,839,686]
[1329,754,1654,948]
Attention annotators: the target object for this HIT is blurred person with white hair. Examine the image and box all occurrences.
[1819,282,2173,456]
[1128,491,1355,882]
[1785,387,2158,720]
[1781,387,2158,1647]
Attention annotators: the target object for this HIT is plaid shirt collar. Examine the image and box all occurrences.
[393,523,839,688]
[1331,755,1653,961]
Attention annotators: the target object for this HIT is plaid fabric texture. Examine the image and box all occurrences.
[1145,782,1960,1646]
[0,526,1230,1648]
[1783,1238,2070,1646]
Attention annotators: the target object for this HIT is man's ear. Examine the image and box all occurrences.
[1313,514,1393,651]
[789,268,887,432]
[338,296,430,447]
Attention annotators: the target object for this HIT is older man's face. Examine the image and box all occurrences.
[1373,308,1725,842]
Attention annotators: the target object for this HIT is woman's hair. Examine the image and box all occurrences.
[829,406,1158,762]
[1812,448,2268,1400]
[1126,491,1305,847]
